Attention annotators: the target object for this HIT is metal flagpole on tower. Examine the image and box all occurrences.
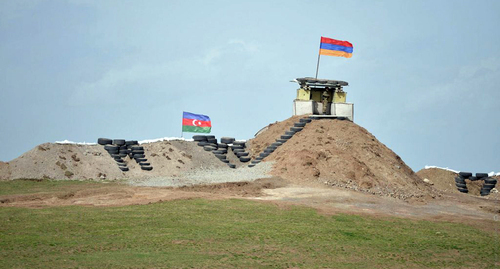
[315,53,321,79]
[315,38,322,79]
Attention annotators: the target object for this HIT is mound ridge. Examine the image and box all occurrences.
[417,168,499,199]
[1,141,227,180]
[248,116,434,200]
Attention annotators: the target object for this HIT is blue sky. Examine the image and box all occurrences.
[1,0,499,173]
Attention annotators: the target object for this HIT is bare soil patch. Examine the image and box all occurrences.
[248,117,438,201]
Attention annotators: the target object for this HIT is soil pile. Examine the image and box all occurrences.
[1,141,227,180]
[417,168,499,199]
[248,117,435,200]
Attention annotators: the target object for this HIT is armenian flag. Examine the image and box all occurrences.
[182,112,211,133]
[319,37,353,58]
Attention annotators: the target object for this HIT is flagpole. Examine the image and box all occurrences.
[315,38,322,79]
[181,111,184,138]
[315,53,321,79]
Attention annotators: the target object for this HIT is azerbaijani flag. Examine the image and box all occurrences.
[182,111,212,133]
[319,37,353,58]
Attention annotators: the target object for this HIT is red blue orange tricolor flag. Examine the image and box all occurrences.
[319,37,353,58]
[315,36,353,78]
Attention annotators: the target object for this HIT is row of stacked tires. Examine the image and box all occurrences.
[192,135,250,168]
[455,172,497,196]
[97,138,153,171]
[249,117,312,167]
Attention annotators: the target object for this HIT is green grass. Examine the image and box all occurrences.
[0,180,498,268]
[0,179,115,196]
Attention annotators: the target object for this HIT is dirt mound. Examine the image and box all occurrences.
[417,168,499,199]
[1,140,227,180]
[248,117,435,200]
[0,161,10,180]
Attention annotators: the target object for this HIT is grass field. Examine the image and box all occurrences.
[0,180,498,268]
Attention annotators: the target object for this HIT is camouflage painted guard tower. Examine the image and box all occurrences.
[292,77,354,121]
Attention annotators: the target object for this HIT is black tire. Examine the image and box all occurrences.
[233,141,246,146]
[141,166,153,171]
[276,139,287,143]
[290,127,303,132]
[294,122,306,127]
[484,178,497,184]
[204,146,216,151]
[236,152,249,157]
[193,135,207,141]
[259,153,268,158]
[207,143,218,148]
[133,154,145,158]
[212,150,223,154]
[469,176,478,181]
[132,150,145,155]
[248,164,255,168]
[480,192,490,196]
[111,154,121,159]
[119,166,129,172]
[285,131,295,136]
[205,135,215,140]
[455,183,467,188]
[218,149,228,154]
[221,159,229,163]
[125,140,138,145]
[117,162,127,167]
[197,142,208,146]
[454,177,466,183]
[207,139,218,144]
[458,172,472,178]
[115,158,124,163]
[482,183,496,189]
[118,153,127,158]
[457,188,468,193]
[107,150,119,155]
[135,158,147,162]
[255,157,263,161]
[119,149,128,153]
[281,135,293,139]
[271,142,282,147]
[233,149,244,153]
[251,160,261,164]
[264,149,274,154]
[131,146,144,150]
[300,118,312,123]
[220,137,235,144]
[476,173,489,178]
[231,145,244,150]
[240,157,251,162]
[104,145,119,151]
[218,143,228,148]
[228,164,236,169]
[113,139,126,145]
[97,138,112,145]
[215,154,226,160]
[139,162,150,166]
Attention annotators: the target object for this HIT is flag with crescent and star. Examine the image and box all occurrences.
[182,111,212,133]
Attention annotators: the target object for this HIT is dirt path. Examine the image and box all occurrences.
[1,179,498,232]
